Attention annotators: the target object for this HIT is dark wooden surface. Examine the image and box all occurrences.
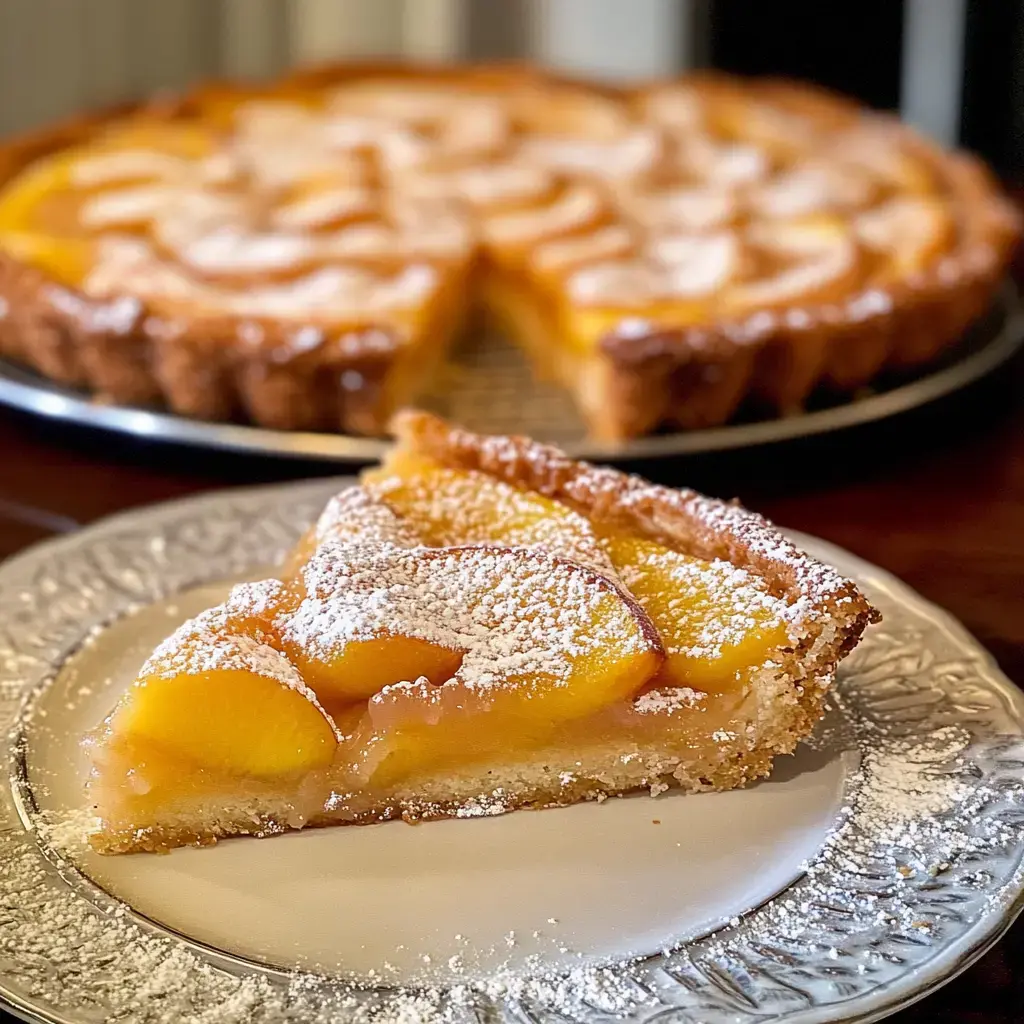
[1,350,1023,1021]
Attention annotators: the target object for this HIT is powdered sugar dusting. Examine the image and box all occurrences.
[618,548,788,658]
[368,467,615,574]
[688,494,853,605]
[633,687,705,715]
[412,413,878,639]
[285,542,650,692]
[314,486,423,550]
[137,585,328,717]
[143,625,300,691]
[224,578,289,620]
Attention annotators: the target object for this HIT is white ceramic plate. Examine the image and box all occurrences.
[1,480,1023,1024]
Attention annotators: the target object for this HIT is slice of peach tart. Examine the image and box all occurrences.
[85,412,879,854]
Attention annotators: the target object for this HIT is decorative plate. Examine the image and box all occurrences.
[1,480,1023,1024]
[0,285,1020,465]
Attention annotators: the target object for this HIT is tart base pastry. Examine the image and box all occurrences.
[0,64,1017,441]
[85,413,879,854]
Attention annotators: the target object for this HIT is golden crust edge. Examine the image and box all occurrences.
[390,411,879,623]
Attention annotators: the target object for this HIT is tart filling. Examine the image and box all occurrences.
[85,413,879,853]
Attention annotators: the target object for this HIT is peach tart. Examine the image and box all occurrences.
[85,412,879,854]
[0,64,1018,441]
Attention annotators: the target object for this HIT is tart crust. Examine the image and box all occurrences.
[88,412,880,853]
[0,63,1013,440]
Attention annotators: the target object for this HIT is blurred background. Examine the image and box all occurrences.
[0,0,1020,176]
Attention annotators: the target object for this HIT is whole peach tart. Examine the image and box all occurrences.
[0,64,1018,440]
[85,412,880,854]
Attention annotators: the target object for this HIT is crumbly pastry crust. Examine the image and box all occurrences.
[0,63,1018,440]
[89,412,879,854]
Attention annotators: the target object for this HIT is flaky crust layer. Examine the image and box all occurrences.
[1,63,1013,440]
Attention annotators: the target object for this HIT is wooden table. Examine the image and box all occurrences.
[1,351,1022,1022]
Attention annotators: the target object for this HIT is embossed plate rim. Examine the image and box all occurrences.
[0,479,1023,1024]
[0,284,1019,465]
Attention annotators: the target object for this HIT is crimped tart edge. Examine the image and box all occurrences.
[0,63,1016,439]
[0,87,465,435]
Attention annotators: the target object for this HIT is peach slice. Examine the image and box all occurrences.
[282,485,427,582]
[363,465,612,571]
[0,151,92,239]
[216,578,300,637]
[855,196,955,276]
[283,464,612,584]
[0,231,94,286]
[286,634,463,705]
[109,624,336,780]
[602,534,791,695]
[348,689,566,789]
[281,542,661,724]
[0,123,217,287]
[0,124,213,235]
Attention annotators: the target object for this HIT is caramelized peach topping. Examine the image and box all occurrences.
[602,534,791,695]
